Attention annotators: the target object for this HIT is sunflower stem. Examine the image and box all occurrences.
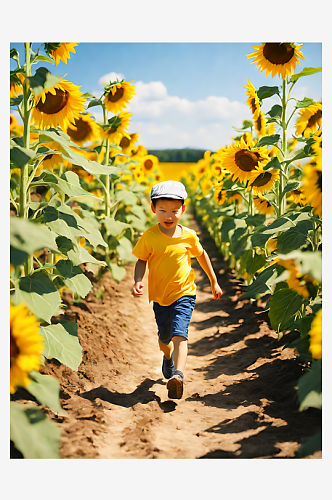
[248,188,254,216]
[102,105,111,218]
[278,78,288,216]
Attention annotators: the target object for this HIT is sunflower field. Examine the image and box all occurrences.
[182,43,322,456]
[10,42,163,458]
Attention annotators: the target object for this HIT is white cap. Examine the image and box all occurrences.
[150,180,187,201]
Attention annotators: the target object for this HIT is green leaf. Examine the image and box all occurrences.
[27,67,64,96]
[266,104,282,119]
[102,216,131,237]
[31,54,54,65]
[298,359,322,411]
[87,99,103,109]
[251,211,312,248]
[276,221,313,253]
[109,262,126,283]
[10,216,59,256]
[221,217,246,243]
[26,371,66,415]
[10,402,61,458]
[44,205,107,250]
[10,139,36,169]
[255,134,281,148]
[282,181,300,197]
[10,95,23,107]
[12,272,61,323]
[10,48,20,64]
[116,237,137,263]
[256,86,280,101]
[125,214,147,232]
[296,431,322,458]
[67,243,106,267]
[290,67,322,84]
[40,320,82,371]
[55,260,92,298]
[263,156,282,171]
[268,288,304,332]
[10,247,28,267]
[240,264,279,300]
[38,128,123,176]
[36,171,101,200]
[296,98,315,109]
[240,249,266,276]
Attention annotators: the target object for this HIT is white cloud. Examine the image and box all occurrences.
[88,77,252,150]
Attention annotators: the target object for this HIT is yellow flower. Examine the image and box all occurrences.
[311,132,322,158]
[103,80,135,114]
[243,80,261,121]
[36,141,63,173]
[10,114,19,131]
[253,194,275,215]
[213,187,227,205]
[308,309,322,359]
[301,162,322,217]
[277,258,315,298]
[10,72,25,98]
[50,43,79,66]
[247,162,280,195]
[10,302,44,394]
[228,193,243,205]
[295,102,322,137]
[64,113,100,145]
[141,154,159,175]
[119,132,140,155]
[201,176,213,196]
[247,43,305,79]
[101,112,132,145]
[254,111,267,138]
[219,136,270,184]
[211,161,224,178]
[31,79,86,130]
[133,166,145,184]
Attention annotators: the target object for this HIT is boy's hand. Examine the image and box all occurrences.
[211,281,223,300]
[133,281,144,296]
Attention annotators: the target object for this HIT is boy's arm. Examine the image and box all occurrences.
[132,259,147,296]
[196,250,222,300]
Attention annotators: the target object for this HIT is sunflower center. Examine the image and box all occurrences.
[67,118,91,141]
[107,87,124,103]
[251,98,257,113]
[43,154,54,161]
[316,171,322,191]
[235,149,259,172]
[263,43,294,65]
[252,172,272,187]
[144,159,154,170]
[120,136,131,148]
[256,114,263,131]
[306,110,322,130]
[10,333,19,365]
[36,88,69,115]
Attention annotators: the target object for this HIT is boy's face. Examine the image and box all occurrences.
[151,198,186,230]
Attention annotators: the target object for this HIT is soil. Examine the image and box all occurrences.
[12,212,322,459]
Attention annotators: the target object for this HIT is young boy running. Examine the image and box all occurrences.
[132,180,222,399]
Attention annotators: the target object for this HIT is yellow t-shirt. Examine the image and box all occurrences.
[132,223,204,306]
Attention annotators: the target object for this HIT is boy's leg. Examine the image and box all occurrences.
[158,337,173,360]
[172,335,187,373]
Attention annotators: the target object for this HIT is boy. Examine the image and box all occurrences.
[132,180,222,399]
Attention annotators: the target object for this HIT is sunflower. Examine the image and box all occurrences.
[228,193,243,205]
[37,141,63,173]
[243,80,261,121]
[213,187,227,205]
[295,102,322,137]
[103,80,135,114]
[31,79,86,130]
[10,72,25,98]
[312,132,322,158]
[50,43,79,66]
[219,137,270,184]
[141,154,159,175]
[308,308,322,359]
[131,144,148,158]
[10,302,44,394]
[254,111,267,138]
[247,43,305,79]
[211,161,224,179]
[10,114,19,132]
[288,188,306,206]
[133,166,145,184]
[253,194,275,215]
[101,111,132,145]
[65,114,100,145]
[277,258,317,298]
[201,176,213,196]
[301,162,322,217]
[119,132,140,155]
[248,162,280,195]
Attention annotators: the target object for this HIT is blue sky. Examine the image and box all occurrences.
[10,42,322,150]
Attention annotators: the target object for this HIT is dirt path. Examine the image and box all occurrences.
[13,213,321,459]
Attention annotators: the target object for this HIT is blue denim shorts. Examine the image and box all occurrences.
[152,295,196,345]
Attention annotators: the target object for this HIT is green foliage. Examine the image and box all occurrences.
[148,148,207,162]
[296,431,322,458]
[40,320,83,371]
[268,287,304,332]
[26,371,66,415]
[289,67,322,84]
[10,402,61,458]
[256,85,280,101]
[298,359,322,411]
[54,260,92,298]
[10,139,36,169]
[27,67,64,96]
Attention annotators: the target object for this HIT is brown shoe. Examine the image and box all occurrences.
[166,370,184,399]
